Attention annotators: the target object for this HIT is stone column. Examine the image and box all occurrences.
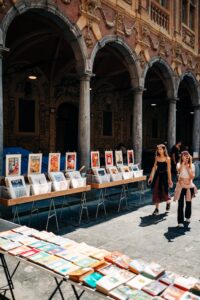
[133,87,143,165]
[78,74,91,170]
[0,52,3,176]
[192,105,200,154]
[167,98,177,151]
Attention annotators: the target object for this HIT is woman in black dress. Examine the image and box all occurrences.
[148,144,173,215]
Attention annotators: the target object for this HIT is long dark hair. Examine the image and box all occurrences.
[156,144,168,157]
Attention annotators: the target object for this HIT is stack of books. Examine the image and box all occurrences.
[0,225,199,300]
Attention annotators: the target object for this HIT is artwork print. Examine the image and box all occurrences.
[48,153,60,172]
[6,154,21,177]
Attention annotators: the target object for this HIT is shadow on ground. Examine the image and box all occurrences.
[164,223,191,242]
[139,213,167,227]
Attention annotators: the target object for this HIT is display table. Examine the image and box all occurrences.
[0,220,113,300]
[90,176,147,217]
[0,186,91,232]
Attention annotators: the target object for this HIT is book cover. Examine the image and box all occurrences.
[174,276,199,291]
[97,264,122,276]
[96,275,125,295]
[142,262,165,279]
[142,280,168,296]
[8,245,31,256]
[162,285,186,300]
[68,267,94,282]
[126,274,153,290]
[19,248,41,258]
[115,254,132,269]
[0,238,21,251]
[105,251,124,264]
[90,249,111,260]
[82,272,104,288]
[159,271,180,285]
[180,292,200,300]
[109,285,152,300]
[36,243,60,253]
[128,258,148,274]
[29,240,49,249]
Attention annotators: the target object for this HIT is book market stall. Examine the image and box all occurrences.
[0,219,200,300]
[87,150,146,216]
[0,153,90,230]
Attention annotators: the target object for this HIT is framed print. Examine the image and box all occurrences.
[28,153,42,174]
[6,154,21,177]
[5,176,27,198]
[105,151,113,167]
[115,150,123,166]
[65,152,76,171]
[48,153,60,172]
[91,151,100,169]
[127,150,134,165]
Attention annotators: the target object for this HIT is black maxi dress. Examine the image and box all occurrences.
[151,161,171,204]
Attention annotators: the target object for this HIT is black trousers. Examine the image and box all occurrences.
[177,188,192,224]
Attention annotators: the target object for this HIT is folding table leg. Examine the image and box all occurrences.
[0,254,16,300]
[96,189,107,218]
[78,192,89,225]
[118,184,128,212]
[48,278,65,300]
[29,201,40,227]
[71,284,85,300]
[46,198,59,232]
[13,206,21,225]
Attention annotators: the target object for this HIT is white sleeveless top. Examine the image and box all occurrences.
[177,163,195,178]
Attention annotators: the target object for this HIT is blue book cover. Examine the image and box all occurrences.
[83,272,103,288]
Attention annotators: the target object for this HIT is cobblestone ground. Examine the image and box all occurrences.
[0,186,200,300]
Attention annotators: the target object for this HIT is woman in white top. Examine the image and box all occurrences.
[174,151,197,227]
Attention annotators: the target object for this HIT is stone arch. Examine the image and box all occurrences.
[1,1,87,74]
[90,35,141,89]
[177,71,199,105]
[142,56,175,98]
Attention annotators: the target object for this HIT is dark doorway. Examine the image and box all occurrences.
[56,103,78,153]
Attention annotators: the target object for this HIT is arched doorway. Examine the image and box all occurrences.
[3,6,85,152]
[56,103,78,153]
[142,60,174,170]
[177,76,196,151]
[90,38,139,158]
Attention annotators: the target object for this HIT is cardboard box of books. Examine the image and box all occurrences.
[49,171,70,191]
[106,166,123,182]
[5,176,30,198]
[88,168,110,184]
[118,166,133,179]
[65,171,86,188]
[28,173,51,195]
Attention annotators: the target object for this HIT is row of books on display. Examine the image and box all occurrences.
[0,225,199,300]
[1,171,86,199]
[87,165,143,185]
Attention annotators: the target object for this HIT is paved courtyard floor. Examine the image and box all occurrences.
[0,187,200,299]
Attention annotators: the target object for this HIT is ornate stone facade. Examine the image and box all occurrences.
[0,0,200,170]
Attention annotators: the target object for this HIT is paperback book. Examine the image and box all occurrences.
[159,271,181,285]
[109,285,152,300]
[82,272,104,288]
[126,274,153,290]
[128,258,148,274]
[142,280,168,296]
[180,292,200,300]
[161,285,186,300]
[174,276,199,291]
[142,262,165,279]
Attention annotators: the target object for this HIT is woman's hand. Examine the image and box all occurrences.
[148,177,152,185]
[168,180,173,188]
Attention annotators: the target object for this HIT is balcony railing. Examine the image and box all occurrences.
[150,1,169,32]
